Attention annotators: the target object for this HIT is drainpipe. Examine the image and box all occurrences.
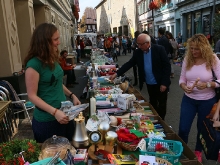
[211,0,216,36]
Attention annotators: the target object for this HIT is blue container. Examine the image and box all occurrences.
[30,157,65,165]
[139,138,183,165]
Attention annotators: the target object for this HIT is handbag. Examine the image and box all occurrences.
[211,68,220,99]
[200,118,220,160]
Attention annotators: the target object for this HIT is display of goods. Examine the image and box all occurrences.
[119,81,129,93]
[99,68,117,76]
[96,86,113,94]
[139,138,183,165]
[39,135,76,160]
[116,124,147,151]
[133,102,144,111]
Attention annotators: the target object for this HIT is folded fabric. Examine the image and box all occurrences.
[129,129,146,138]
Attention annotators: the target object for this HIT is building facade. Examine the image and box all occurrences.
[176,0,220,43]
[154,0,176,37]
[84,7,97,33]
[95,0,138,37]
[137,0,154,35]
[0,0,76,77]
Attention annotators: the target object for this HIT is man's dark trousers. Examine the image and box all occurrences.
[146,84,168,120]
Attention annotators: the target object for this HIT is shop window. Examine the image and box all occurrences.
[194,12,202,34]
[203,15,210,36]
[187,14,192,39]
[113,27,117,34]
[171,25,174,34]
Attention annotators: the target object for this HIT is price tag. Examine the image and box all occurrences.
[137,138,146,151]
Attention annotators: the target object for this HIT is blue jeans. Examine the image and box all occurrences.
[76,49,81,63]
[178,94,217,151]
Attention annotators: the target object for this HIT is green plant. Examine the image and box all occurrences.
[0,139,40,164]
[105,32,112,37]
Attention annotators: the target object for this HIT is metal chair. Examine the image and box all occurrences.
[0,80,34,125]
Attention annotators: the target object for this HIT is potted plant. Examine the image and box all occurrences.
[0,139,40,164]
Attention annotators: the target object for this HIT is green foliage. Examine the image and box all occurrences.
[0,139,40,164]
[79,15,86,33]
[105,32,112,37]
[213,13,220,41]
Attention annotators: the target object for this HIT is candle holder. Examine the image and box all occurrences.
[98,121,110,145]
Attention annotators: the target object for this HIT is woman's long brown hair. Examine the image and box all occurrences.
[24,23,60,69]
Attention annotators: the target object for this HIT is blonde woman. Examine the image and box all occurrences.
[179,34,220,162]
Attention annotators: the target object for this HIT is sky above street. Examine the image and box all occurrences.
[79,0,100,19]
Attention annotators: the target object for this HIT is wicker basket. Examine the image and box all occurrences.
[0,101,11,121]
[156,157,172,165]
[116,123,138,151]
[116,139,138,151]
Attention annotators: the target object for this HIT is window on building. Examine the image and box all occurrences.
[194,12,202,34]
[113,27,117,33]
[171,25,174,34]
[138,5,140,15]
[145,0,149,11]
[187,14,192,39]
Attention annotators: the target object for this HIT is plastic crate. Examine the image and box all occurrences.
[139,138,183,165]
[31,157,65,165]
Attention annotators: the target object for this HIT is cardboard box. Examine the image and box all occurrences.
[117,94,136,110]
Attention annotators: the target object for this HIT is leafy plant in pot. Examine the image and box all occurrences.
[0,139,41,164]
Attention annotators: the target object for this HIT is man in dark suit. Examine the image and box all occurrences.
[110,34,171,120]
[157,28,173,57]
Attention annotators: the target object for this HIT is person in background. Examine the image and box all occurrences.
[97,37,103,49]
[167,32,178,78]
[24,23,81,143]
[112,37,119,62]
[110,33,171,120]
[142,30,156,44]
[177,32,182,44]
[104,37,112,53]
[116,36,120,55]
[131,31,140,86]
[179,34,220,162]
[86,37,92,46]
[214,39,220,53]
[127,36,132,53]
[157,28,173,80]
[80,38,85,58]
[157,28,173,57]
[60,50,79,87]
[122,35,127,55]
[75,35,81,63]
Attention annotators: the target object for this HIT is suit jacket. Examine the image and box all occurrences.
[117,44,171,90]
[157,35,173,55]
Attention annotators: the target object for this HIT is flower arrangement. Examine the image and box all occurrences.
[72,5,79,20]
[0,139,41,164]
[149,0,161,10]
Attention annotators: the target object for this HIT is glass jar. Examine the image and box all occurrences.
[39,135,76,160]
